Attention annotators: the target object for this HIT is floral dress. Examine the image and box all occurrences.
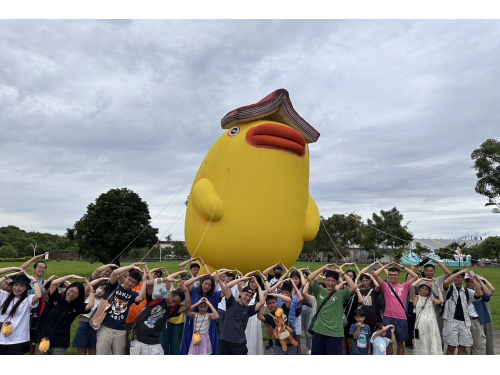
[414,296,443,355]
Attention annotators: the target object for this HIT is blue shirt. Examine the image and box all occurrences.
[28,279,47,296]
[349,323,371,354]
[370,332,390,355]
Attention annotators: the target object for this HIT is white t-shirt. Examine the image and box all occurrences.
[0,290,39,345]
[80,296,102,319]
[216,284,238,311]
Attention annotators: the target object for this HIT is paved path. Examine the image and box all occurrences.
[263,331,500,355]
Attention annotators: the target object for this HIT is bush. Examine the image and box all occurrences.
[76,258,81,261]
[56,259,61,262]
[69,257,74,261]
[0,257,30,262]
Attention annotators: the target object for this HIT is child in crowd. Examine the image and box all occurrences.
[349,309,371,355]
[186,297,219,355]
[370,323,395,355]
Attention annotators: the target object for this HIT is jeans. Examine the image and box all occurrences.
[301,304,313,349]
[217,308,226,354]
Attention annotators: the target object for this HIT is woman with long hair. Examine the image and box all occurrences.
[0,271,41,355]
[181,274,221,355]
[244,271,266,355]
[38,275,94,355]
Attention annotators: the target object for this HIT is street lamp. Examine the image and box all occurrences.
[30,244,37,258]
[485,198,500,214]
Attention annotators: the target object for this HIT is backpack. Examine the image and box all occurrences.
[439,285,470,317]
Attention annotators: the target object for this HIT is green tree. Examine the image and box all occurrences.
[471,138,500,199]
[0,245,18,258]
[364,248,383,262]
[68,188,159,265]
[413,241,428,258]
[172,241,189,258]
[366,207,413,263]
[479,236,500,262]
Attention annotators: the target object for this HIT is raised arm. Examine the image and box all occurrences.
[109,264,143,285]
[204,298,220,320]
[20,253,48,271]
[257,305,267,322]
[178,257,199,271]
[401,264,419,285]
[85,277,109,298]
[431,279,444,304]
[359,262,377,275]
[433,258,452,279]
[373,262,392,286]
[443,269,466,290]
[91,264,118,280]
[307,264,332,288]
[468,270,482,299]
[50,275,83,295]
[262,262,280,277]
[83,278,95,311]
[480,276,494,293]
[254,277,266,311]
[177,282,192,314]
[23,271,42,304]
[410,277,421,305]
[0,267,24,276]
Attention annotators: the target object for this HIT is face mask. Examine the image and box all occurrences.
[95,288,105,297]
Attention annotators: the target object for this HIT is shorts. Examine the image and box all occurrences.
[382,316,409,342]
[72,321,97,349]
[130,339,164,355]
[443,319,473,347]
[0,341,31,355]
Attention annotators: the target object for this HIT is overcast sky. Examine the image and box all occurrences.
[1,19,500,245]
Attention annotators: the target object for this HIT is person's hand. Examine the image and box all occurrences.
[391,326,395,333]
[132,262,145,266]
[356,322,363,327]
[36,252,48,259]
[198,257,206,266]
[179,281,188,291]
[22,270,37,282]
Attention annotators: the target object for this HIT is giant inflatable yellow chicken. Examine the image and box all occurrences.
[185,89,320,273]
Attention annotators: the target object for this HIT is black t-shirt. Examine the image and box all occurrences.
[263,303,297,346]
[453,291,465,321]
[220,295,257,344]
[136,300,181,345]
[42,289,87,348]
[359,288,378,313]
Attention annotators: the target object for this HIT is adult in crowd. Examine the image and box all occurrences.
[218,274,265,355]
[307,263,356,355]
[72,278,109,355]
[0,272,41,355]
[358,272,379,334]
[409,278,443,355]
[477,276,495,354]
[215,271,238,353]
[464,273,492,355]
[244,271,266,355]
[373,262,419,355]
[39,275,94,355]
[0,267,24,293]
[299,269,314,355]
[96,264,147,355]
[130,281,191,355]
[181,273,221,355]
[442,269,482,355]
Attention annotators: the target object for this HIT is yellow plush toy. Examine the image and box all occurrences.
[185,89,320,273]
[1,321,13,337]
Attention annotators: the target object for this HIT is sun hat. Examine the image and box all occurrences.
[8,274,32,289]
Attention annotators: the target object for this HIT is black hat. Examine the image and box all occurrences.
[9,274,32,289]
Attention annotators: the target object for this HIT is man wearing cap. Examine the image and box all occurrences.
[442,269,482,355]
[217,273,265,355]
[464,273,492,355]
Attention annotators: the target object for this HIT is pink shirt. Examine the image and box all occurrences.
[380,281,409,320]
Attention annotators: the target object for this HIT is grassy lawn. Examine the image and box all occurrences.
[3,259,499,354]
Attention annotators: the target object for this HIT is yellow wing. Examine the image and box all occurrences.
[191,178,224,222]
[303,194,320,241]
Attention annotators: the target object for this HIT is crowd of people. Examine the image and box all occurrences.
[0,253,495,355]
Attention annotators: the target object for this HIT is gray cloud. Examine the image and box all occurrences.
[1,20,500,243]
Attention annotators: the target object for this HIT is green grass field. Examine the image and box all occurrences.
[2,259,498,354]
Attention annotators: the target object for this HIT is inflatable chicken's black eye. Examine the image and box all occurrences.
[229,126,240,137]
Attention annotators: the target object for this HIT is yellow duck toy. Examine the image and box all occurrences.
[185,89,320,273]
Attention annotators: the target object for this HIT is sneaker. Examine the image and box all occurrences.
[265,341,273,350]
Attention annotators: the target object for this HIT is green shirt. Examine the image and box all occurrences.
[311,283,351,337]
